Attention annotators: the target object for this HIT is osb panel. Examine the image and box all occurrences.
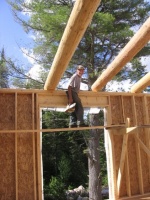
[113,133,123,174]
[135,97,150,193]
[17,94,32,130]
[17,132,34,200]
[127,134,140,195]
[0,93,15,130]
[146,97,150,122]
[138,128,150,193]
[134,97,144,125]
[122,96,135,127]
[0,133,15,200]
[112,132,127,197]
[110,96,124,124]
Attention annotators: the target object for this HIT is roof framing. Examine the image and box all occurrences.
[44,0,101,91]
[43,0,150,93]
[91,17,150,92]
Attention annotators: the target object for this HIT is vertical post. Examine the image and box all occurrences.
[32,93,37,200]
[133,96,144,194]
[36,94,43,200]
[15,92,18,200]
[104,106,116,199]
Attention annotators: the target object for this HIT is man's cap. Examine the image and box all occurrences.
[77,65,85,70]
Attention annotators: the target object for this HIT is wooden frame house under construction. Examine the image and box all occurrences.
[0,0,150,199]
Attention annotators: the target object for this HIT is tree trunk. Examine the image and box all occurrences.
[88,114,102,200]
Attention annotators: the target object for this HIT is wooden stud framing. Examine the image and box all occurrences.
[134,134,150,157]
[143,97,150,183]
[0,89,150,200]
[104,106,116,199]
[36,95,43,200]
[32,93,37,200]
[134,129,144,195]
[1,1,150,200]
[15,92,18,200]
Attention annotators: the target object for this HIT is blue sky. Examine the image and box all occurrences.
[0,0,33,69]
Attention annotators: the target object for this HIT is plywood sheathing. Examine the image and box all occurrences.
[110,96,124,125]
[17,132,34,199]
[0,92,39,200]
[0,133,16,199]
[0,89,150,200]
[135,97,150,193]
[17,94,32,130]
[0,93,15,130]
[44,0,101,91]
[91,16,150,92]
[107,95,150,199]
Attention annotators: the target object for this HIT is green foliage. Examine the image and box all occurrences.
[58,154,72,182]
[42,110,89,198]
[75,0,150,86]
[8,0,150,89]
[48,176,66,200]
[42,110,69,128]
[0,48,9,88]
[42,110,108,198]
[127,58,147,82]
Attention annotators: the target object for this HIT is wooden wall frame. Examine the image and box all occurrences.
[0,88,150,200]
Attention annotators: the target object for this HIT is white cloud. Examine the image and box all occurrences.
[24,0,32,4]
[106,79,133,92]
[27,64,44,80]
[20,47,46,81]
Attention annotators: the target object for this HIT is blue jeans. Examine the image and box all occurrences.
[66,91,84,125]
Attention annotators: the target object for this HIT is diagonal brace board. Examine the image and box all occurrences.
[117,128,129,195]
[134,134,150,157]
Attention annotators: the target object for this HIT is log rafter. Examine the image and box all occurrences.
[91,17,150,92]
[44,0,101,91]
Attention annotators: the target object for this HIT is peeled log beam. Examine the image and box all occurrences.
[130,72,150,93]
[44,0,101,91]
[91,17,150,92]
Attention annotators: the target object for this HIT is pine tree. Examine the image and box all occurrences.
[0,48,9,88]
